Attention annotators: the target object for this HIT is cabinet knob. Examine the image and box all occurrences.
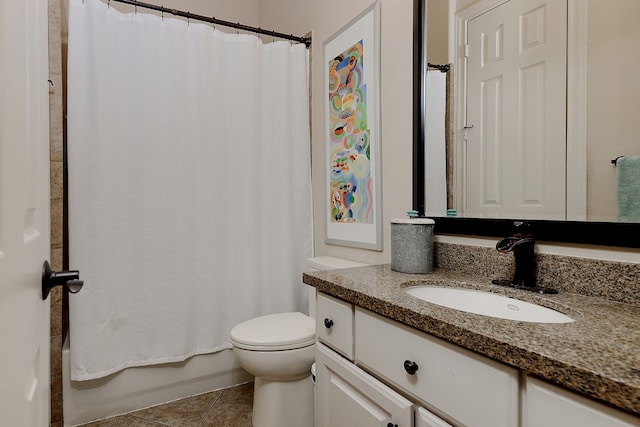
[403,360,419,375]
[387,423,398,427]
[324,318,334,329]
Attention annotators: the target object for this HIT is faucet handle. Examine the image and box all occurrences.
[496,237,518,252]
[496,236,534,253]
[513,221,533,237]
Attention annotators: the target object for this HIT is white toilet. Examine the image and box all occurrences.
[230,256,367,427]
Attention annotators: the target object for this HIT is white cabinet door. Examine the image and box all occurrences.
[416,407,453,427]
[316,343,413,427]
[524,377,640,427]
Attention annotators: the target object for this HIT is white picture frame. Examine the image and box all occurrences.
[324,1,382,251]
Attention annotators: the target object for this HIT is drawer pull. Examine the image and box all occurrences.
[387,423,398,427]
[404,360,419,375]
[324,318,334,329]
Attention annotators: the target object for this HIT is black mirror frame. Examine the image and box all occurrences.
[412,0,639,249]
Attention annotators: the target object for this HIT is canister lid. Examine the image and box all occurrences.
[391,218,435,224]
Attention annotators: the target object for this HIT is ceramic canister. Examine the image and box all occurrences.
[391,218,435,274]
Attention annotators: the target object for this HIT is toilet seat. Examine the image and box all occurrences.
[230,312,315,351]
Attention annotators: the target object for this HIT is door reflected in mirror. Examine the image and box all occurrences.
[423,0,640,224]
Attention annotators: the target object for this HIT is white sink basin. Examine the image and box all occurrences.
[405,286,575,323]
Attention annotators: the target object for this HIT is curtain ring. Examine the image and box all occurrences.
[134,0,137,14]
[237,23,240,36]
[272,30,275,43]
[211,17,215,31]
[187,12,190,26]
[161,6,164,21]
[107,0,110,8]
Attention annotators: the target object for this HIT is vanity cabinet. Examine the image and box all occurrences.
[316,292,510,426]
[315,291,639,426]
[524,376,640,427]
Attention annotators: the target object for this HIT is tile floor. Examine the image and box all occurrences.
[77,382,253,427]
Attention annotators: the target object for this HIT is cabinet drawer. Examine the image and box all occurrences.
[355,307,519,427]
[524,376,640,427]
[316,293,354,360]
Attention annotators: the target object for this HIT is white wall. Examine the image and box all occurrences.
[426,0,451,64]
[586,0,640,222]
[109,0,259,25]
[259,0,414,265]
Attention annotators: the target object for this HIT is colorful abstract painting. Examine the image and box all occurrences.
[324,2,381,250]
[328,40,373,224]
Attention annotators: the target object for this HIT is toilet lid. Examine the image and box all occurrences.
[230,312,316,351]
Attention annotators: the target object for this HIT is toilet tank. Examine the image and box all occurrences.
[305,256,368,318]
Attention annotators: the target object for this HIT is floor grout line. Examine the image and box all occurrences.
[196,387,227,427]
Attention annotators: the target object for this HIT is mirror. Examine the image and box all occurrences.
[413,0,640,248]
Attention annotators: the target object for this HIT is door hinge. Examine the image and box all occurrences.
[464,43,469,58]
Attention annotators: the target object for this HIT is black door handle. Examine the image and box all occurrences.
[42,260,84,300]
[324,318,334,329]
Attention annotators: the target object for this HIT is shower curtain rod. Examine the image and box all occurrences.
[107,0,312,47]
[427,63,450,73]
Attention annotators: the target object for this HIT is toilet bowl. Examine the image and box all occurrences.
[230,312,315,427]
[231,256,369,426]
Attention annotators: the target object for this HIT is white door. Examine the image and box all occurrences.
[0,0,51,425]
[465,0,567,219]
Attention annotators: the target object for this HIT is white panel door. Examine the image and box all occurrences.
[0,0,51,425]
[465,0,567,219]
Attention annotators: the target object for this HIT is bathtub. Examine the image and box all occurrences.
[62,335,253,426]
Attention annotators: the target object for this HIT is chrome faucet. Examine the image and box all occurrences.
[492,223,557,294]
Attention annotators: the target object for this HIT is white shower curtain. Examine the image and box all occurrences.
[67,0,312,381]
[424,70,447,217]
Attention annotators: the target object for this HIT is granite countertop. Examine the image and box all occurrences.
[303,264,640,416]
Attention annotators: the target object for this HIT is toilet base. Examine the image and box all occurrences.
[252,374,314,427]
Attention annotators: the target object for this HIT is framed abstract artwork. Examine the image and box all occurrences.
[324,2,382,251]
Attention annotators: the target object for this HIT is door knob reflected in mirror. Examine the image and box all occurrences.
[42,260,84,300]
